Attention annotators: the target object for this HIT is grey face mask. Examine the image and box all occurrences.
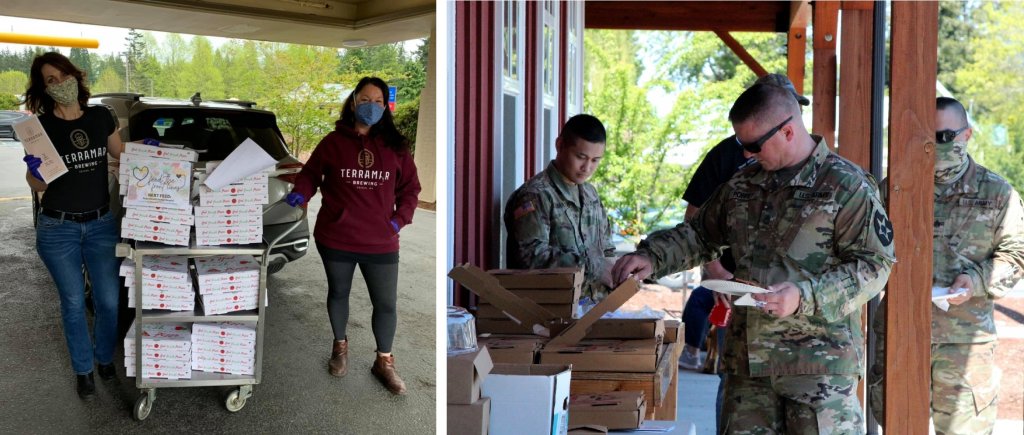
[46,76,80,107]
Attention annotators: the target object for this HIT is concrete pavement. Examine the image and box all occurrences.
[0,194,437,433]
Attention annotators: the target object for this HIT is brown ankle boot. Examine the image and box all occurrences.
[371,354,407,395]
[328,340,348,377]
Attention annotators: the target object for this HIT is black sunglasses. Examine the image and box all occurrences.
[735,116,793,154]
[936,126,968,144]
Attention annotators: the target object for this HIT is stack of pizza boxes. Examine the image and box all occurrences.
[193,255,261,315]
[194,161,267,246]
[124,321,192,379]
[191,322,257,375]
[120,255,195,311]
[119,141,197,246]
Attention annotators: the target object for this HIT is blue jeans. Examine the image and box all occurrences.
[682,286,715,349]
[36,211,121,375]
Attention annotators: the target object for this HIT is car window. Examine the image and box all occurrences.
[129,109,289,161]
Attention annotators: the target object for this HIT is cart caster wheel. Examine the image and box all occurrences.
[225,389,247,412]
[133,394,152,421]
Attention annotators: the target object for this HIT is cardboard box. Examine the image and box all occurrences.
[447,397,491,435]
[481,363,571,435]
[119,256,190,282]
[199,291,259,314]
[125,141,199,162]
[567,425,608,434]
[124,346,190,361]
[474,318,533,335]
[191,333,255,350]
[476,302,573,319]
[120,226,190,246]
[196,225,263,246]
[193,342,255,358]
[487,267,584,289]
[540,338,661,373]
[123,321,192,352]
[193,205,262,218]
[191,351,256,375]
[124,277,193,292]
[194,255,260,289]
[447,347,493,405]
[584,319,665,341]
[476,335,546,365]
[124,357,192,379]
[193,322,257,341]
[664,319,681,343]
[198,193,268,207]
[569,342,677,419]
[494,287,581,305]
[195,214,263,228]
[568,391,646,430]
[449,264,639,342]
[125,208,194,226]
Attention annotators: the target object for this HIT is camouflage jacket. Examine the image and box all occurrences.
[504,162,615,300]
[636,136,895,376]
[884,158,1024,343]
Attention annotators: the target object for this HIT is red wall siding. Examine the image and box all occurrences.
[559,1,569,126]
[524,2,539,178]
[454,1,497,306]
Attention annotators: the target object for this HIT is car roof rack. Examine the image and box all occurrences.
[91,92,143,101]
[212,99,257,108]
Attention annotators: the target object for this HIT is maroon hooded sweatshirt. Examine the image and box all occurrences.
[292,123,421,254]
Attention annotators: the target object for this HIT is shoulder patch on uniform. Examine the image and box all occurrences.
[958,198,996,208]
[795,190,835,201]
[873,210,894,247]
[513,200,537,219]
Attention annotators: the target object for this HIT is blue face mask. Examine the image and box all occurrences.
[354,102,385,126]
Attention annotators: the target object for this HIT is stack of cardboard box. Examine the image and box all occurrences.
[193,255,261,315]
[191,322,257,375]
[474,268,582,334]
[119,141,197,246]
[194,162,268,246]
[124,321,192,379]
[120,255,195,311]
[447,347,494,435]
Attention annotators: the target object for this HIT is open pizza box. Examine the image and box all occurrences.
[448,264,640,346]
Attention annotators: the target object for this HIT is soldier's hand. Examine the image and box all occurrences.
[947,274,973,305]
[752,281,801,318]
[611,254,653,285]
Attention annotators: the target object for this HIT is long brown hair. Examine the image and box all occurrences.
[336,76,410,153]
[24,52,91,114]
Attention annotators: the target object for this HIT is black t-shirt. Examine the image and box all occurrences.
[682,135,750,273]
[39,105,115,212]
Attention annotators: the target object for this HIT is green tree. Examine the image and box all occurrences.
[68,48,95,85]
[93,65,124,94]
[262,44,341,156]
[938,1,978,95]
[0,93,20,110]
[0,70,28,96]
[180,36,225,99]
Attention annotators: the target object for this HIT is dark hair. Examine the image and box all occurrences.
[937,96,969,126]
[728,83,800,126]
[558,114,606,146]
[337,76,409,152]
[25,51,91,114]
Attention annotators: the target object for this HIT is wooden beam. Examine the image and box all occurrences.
[841,1,875,11]
[787,1,810,95]
[585,1,789,32]
[812,0,839,148]
[837,10,872,167]
[714,30,768,78]
[884,1,938,433]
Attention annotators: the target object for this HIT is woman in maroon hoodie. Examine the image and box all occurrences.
[286,77,421,394]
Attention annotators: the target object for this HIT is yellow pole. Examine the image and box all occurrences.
[0,32,99,49]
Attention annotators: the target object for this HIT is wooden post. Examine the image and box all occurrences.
[812,0,838,148]
[884,1,938,433]
[788,1,810,94]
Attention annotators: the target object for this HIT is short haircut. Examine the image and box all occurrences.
[559,114,606,146]
[937,96,969,126]
[728,83,800,126]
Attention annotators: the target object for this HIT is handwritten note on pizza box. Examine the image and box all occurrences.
[125,157,192,210]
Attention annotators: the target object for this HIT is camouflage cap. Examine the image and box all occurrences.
[756,73,811,106]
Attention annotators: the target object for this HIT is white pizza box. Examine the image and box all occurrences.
[124,208,194,226]
[125,358,192,379]
[124,141,199,162]
[196,281,260,296]
[204,160,273,175]
[119,256,190,282]
[129,203,194,218]
[191,352,255,375]
[192,341,256,358]
[195,171,269,189]
[200,292,258,315]
[192,322,257,341]
[122,219,192,238]
[126,286,195,302]
[198,182,268,198]
[195,214,263,228]
[128,297,195,311]
[125,277,193,293]
[193,204,262,219]
[121,227,191,246]
[123,321,191,352]
[195,255,260,287]
[191,333,255,350]
[198,193,268,207]
[124,345,191,361]
[196,225,262,238]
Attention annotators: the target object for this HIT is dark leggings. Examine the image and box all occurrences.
[322,260,399,353]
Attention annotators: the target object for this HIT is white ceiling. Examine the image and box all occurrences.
[0,0,435,47]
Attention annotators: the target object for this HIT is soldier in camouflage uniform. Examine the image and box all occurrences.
[868,97,1024,435]
[504,114,615,301]
[613,83,895,434]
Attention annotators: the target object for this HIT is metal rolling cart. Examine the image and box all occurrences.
[117,204,305,421]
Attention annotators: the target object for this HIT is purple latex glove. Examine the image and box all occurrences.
[390,219,400,233]
[23,154,43,181]
[285,192,306,207]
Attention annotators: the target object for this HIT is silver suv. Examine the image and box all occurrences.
[89,92,309,274]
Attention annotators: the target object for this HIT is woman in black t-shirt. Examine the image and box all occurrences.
[22,52,123,401]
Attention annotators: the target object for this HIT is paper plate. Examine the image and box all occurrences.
[931,287,967,301]
[701,279,769,296]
